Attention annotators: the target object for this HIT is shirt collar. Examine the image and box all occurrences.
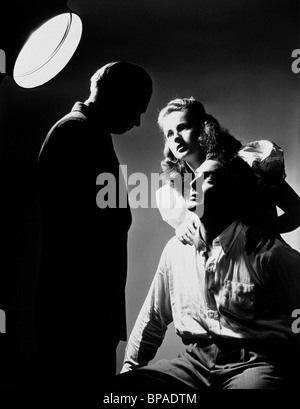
[196,220,244,254]
[214,220,244,254]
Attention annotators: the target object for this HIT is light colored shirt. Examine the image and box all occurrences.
[122,220,300,372]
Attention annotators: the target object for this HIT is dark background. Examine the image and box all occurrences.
[0,0,299,385]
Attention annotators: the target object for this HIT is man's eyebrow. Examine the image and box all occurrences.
[203,169,218,174]
[203,168,223,177]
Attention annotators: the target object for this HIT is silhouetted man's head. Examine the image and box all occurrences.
[192,155,258,225]
[87,61,152,134]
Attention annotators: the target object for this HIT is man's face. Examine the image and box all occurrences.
[193,160,229,219]
[199,159,223,192]
[187,172,204,218]
[110,98,150,135]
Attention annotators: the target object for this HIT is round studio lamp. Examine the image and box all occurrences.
[13,11,82,89]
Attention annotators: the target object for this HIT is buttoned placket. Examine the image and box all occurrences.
[197,239,223,336]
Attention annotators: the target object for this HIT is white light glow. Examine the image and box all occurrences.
[13,13,82,88]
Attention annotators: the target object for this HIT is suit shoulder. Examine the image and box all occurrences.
[40,111,88,156]
[48,111,87,136]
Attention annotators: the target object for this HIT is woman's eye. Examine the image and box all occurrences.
[177,124,188,132]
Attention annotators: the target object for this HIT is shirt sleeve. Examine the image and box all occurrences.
[155,184,199,230]
[121,248,173,373]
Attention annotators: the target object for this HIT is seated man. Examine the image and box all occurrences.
[111,155,300,390]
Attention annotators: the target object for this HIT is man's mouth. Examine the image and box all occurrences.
[189,189,202,204]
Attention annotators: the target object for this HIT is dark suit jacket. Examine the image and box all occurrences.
[36,102,132,356]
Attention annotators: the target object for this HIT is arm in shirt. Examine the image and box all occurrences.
[121,247,173,372]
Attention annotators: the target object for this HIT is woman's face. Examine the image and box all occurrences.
[162,110,202,166]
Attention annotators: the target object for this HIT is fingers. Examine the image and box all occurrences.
[186,224,197,236]
[178,233,193,246]
[176,230,194,245]
[193,220,200,230]
[176,220,198,246]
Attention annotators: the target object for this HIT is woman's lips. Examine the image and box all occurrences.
[177,144,187,152]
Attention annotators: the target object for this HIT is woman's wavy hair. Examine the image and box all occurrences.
[157,97,242,181]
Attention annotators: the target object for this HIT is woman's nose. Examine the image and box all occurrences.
[174,132,182,142]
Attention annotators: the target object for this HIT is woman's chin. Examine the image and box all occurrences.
[174,152,188,161]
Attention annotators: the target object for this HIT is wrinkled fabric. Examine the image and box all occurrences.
[122,220,300,373]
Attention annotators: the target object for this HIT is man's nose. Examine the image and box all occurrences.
[190,173,204,192]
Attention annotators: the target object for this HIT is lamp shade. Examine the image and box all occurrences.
[13,12,82,88]
[0,1,82,89]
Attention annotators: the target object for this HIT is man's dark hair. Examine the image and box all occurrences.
[208,153,260,225]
